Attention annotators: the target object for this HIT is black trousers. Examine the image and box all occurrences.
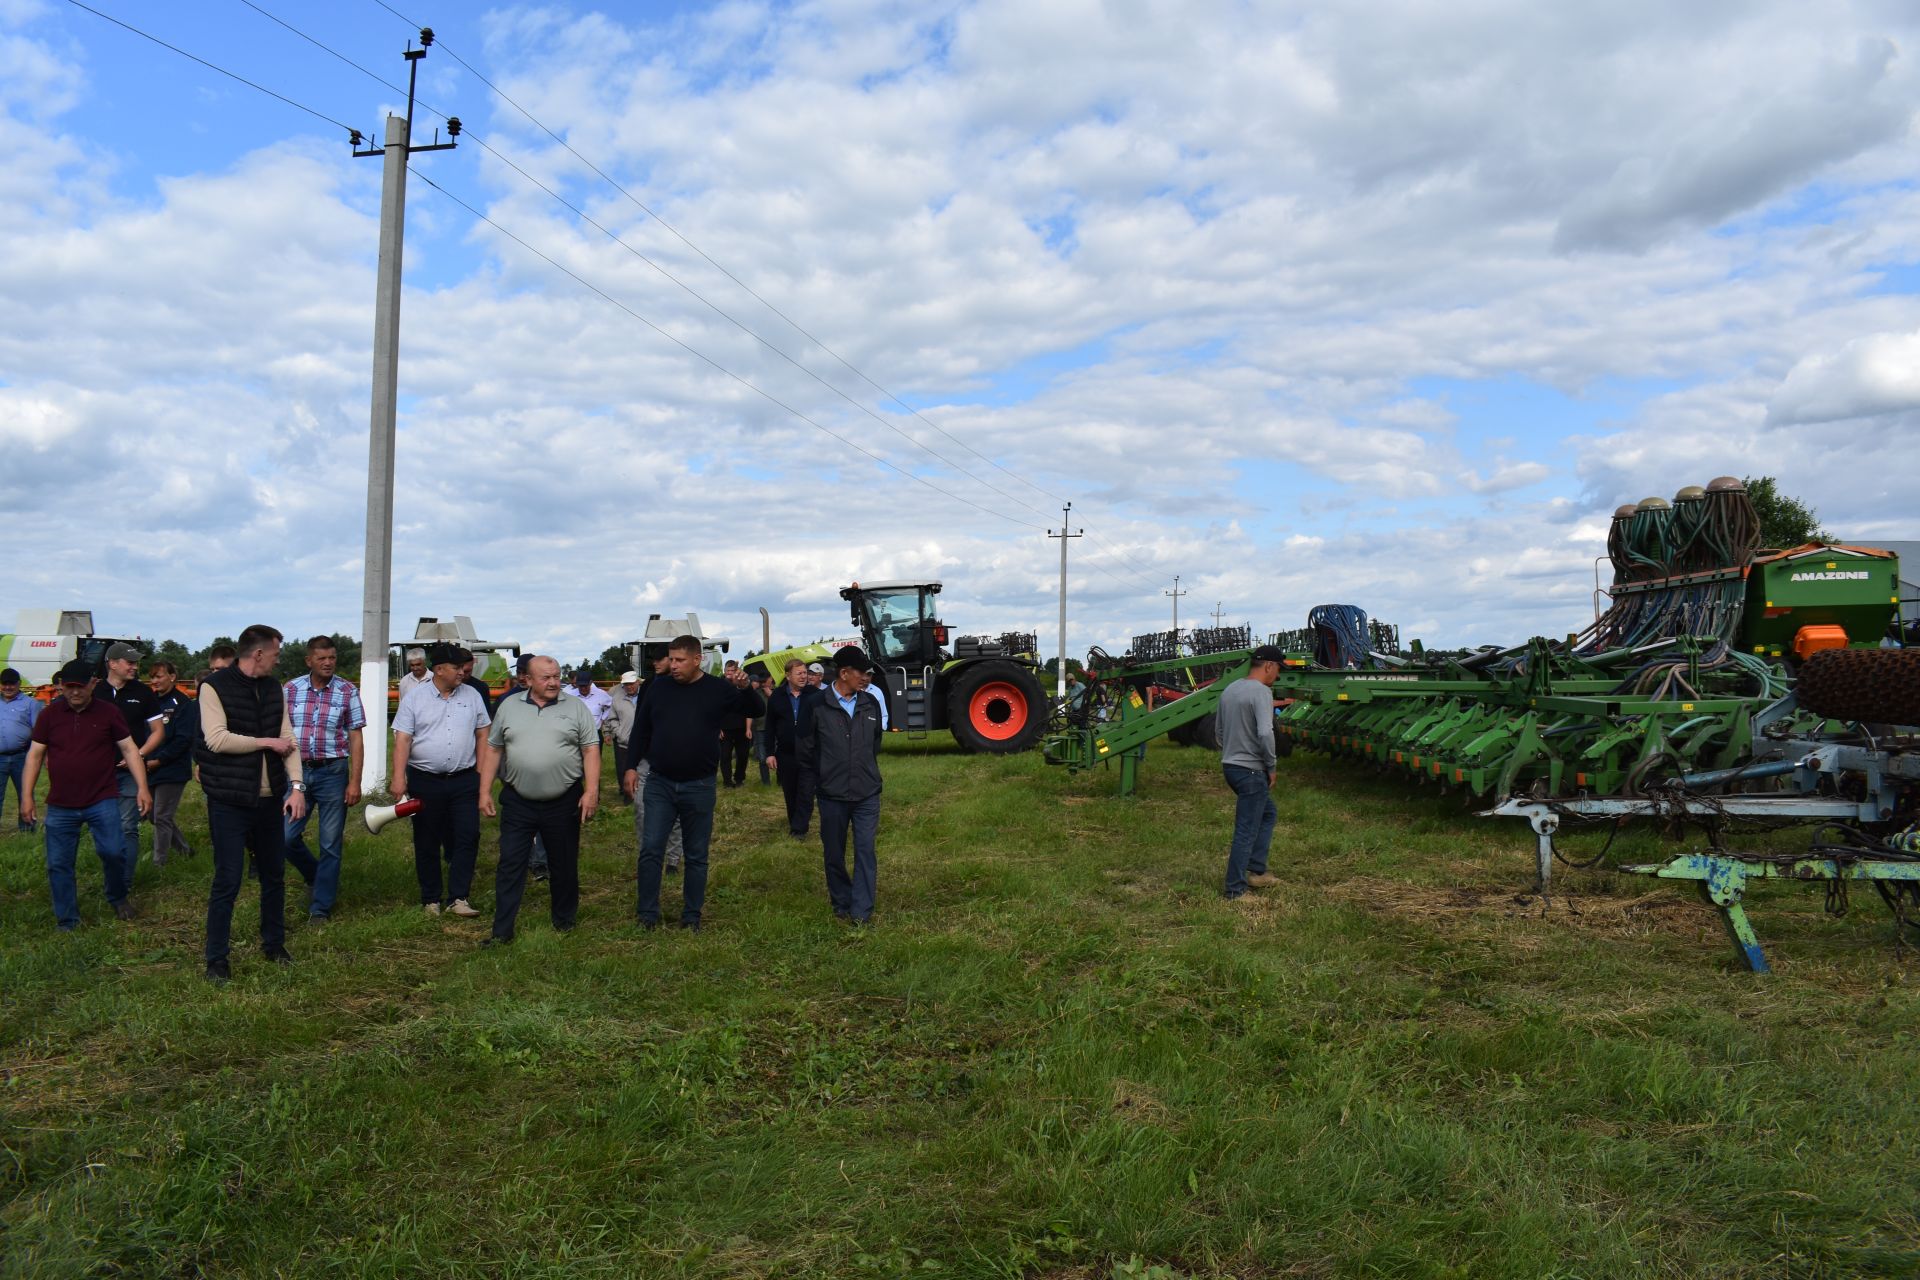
[206,794,286,964]
[778,761,817,835]
[408,766,480,906]
[492,781,582,940]
[720,734,751,785]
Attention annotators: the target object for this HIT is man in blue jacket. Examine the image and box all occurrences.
[798,645,886,925]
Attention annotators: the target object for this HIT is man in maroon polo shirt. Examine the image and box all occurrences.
[21,658,152,930]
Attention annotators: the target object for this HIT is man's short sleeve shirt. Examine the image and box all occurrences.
[393,681,490,773]
[31,697,130,808]
[489,691,598,800]
[97,679,165,752]
[285,675,367,761]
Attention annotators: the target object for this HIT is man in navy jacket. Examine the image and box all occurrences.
[798,646,886,925]
[763,658,824,837]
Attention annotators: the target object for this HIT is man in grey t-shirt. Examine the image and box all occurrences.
[1218,644,1284,900]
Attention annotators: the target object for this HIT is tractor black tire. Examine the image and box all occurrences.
[1187,711,1220,753]
[947,661,1047,754]
[1168,719,1196,747]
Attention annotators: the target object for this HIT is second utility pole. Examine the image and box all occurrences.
[1166,575,1187,648]
[1047,504,1082,700]
[355,29,458,796]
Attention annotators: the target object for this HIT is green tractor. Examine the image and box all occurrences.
[747,582,1048,754]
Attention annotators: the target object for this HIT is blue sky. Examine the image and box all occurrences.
[4,0,1919,663]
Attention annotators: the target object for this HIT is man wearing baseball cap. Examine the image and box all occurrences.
[20,658,150,928]
[96,640,168,881]
[1218,645,1286,900]
[797,645,888,925]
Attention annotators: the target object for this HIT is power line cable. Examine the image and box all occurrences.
[364,0,1069,513]
[359,2,1183,584]
[234,0,1051,530]
[409,169,1045,531]
[63,0,358,137]
[63,0,1158,576]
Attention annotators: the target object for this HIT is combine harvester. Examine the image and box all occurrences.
[1045,479,1920,970]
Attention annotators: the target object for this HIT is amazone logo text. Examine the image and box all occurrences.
[1790,571,1869,581]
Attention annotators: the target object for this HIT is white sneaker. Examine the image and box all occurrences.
[448,898,480,918]
[423,902,442,916]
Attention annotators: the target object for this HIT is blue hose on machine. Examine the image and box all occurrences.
[1308,604,1372,669]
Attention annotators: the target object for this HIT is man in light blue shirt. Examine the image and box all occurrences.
[0,667,42,832]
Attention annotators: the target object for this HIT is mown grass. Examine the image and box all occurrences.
[2,739,1916,1278]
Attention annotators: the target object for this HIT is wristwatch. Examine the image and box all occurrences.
[291,781,309,793]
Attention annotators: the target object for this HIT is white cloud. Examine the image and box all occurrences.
[1767,329,1920,424]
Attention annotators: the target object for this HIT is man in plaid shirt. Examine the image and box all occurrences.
[283,635,366,921]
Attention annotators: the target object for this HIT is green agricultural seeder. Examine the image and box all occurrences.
[1043,478,1920,969]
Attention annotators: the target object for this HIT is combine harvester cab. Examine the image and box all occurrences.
[625,613,730,677]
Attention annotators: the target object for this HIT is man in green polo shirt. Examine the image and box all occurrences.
[478,655,599,946]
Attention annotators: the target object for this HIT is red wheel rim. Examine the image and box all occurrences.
[967,681,1028,740]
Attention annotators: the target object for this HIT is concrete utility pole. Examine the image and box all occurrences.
[1211,602,1226,628]
[354,30,458,795]
[1046,504,1082,700]
[1166,575,1188,646]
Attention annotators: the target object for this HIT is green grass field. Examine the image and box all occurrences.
[3,740,1917,1278]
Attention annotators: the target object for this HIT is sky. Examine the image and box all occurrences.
[3,0,1919,668]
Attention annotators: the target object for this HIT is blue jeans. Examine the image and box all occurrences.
[0,750,29,829]
[283,758,348,916]
[44,798,130,928]
[817,792,880,921]
[116,769,143,882]
[636,772,715,925]
[1223,764,1276,898]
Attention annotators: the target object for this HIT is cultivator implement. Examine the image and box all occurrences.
[1042,478,1918,968]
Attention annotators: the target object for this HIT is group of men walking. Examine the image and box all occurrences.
[12,627,895,980]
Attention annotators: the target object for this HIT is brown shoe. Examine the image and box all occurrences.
[1246,873,1280,889]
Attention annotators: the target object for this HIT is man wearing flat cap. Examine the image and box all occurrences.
[1218,645,1285,901]
[797,645,889,925]
[392,643,492,917]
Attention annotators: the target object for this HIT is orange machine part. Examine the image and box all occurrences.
[1791,624,1849,660]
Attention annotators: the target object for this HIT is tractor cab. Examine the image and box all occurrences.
[842,581,948,668]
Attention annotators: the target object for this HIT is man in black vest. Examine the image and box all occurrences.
[195,623,306,983]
